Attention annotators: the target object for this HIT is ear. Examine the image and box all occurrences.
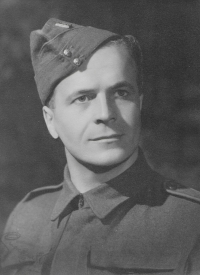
[139,93,143,111]
[42,106,58,139]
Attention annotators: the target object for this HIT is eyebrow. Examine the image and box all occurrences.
[107,81,136,92]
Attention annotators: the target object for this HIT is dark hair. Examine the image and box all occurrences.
[47,35,143,109]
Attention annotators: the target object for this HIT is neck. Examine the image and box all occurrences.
[65,149,139,193]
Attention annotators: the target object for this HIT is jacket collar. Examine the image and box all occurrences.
[51,149,154,221]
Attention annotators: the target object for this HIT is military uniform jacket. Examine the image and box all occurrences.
[1,150,200,275]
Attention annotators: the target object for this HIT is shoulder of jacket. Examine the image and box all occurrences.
[23,182,63,202]
[2,183,64,243]
[0,184,64,271]
[2,183,64,232]
[164,179,200,204]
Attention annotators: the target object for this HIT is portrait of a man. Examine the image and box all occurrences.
[1,2,200,275]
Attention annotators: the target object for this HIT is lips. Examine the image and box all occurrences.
[90,134,123,141]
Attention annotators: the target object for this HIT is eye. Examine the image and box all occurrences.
[75,95,89,103]
[73,94,96,104]
[115,90,129,97]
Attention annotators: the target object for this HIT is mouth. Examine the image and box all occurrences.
[90,134,123,141]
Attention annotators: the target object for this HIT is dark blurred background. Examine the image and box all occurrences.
[0,0,200,235]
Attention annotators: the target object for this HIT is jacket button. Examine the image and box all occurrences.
[165,180,178,190]
[78,194,84,208]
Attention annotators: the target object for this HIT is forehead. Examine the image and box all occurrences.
[88,44,135,70]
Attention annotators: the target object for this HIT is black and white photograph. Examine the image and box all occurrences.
[1,1,200,274]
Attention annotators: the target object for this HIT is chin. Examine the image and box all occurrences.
[87,150,130,167]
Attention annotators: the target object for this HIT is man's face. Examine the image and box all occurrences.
[43,44,143,167]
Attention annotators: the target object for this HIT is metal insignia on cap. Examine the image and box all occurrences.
[73,58,81,66]
[63,49,72,57]
[55,23,71,29]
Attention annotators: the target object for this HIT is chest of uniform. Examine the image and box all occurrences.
[89,205,195,270]
[52,199,198,274]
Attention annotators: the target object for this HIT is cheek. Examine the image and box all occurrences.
[54,113,87,145]
[119,103,141,127]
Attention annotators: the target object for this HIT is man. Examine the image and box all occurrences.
[1,18,200,275]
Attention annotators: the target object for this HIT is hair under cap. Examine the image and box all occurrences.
[30,18,122,105]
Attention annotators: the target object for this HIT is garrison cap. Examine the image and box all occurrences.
[30,18,122,105]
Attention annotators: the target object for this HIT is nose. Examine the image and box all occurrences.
[94,94,116,124]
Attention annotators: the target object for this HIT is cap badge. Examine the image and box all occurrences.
[73,57,81,66]
[55,23,72,29]
[63,49,72,57]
